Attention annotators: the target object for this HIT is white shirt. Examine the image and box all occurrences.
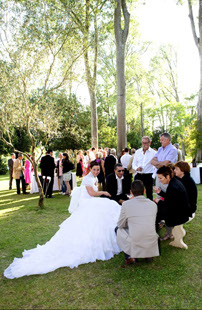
[121,153,132,168]
[132,147,156,174]
[115,174,124,195]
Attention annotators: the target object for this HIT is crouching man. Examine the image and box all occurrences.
[116,180,159,267]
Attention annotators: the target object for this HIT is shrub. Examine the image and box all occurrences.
[0,157,8,175]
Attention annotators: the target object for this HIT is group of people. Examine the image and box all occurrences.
[4,132,198,279]
[7,150,75,198]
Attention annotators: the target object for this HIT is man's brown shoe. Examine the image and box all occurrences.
[121,258,136,268]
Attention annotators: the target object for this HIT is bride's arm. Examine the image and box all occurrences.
[86,186,111,197]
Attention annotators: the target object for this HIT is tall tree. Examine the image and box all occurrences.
[61,0,109,148]
[187,0,202,160]
[0,1,81,208]
[114,0,130,155]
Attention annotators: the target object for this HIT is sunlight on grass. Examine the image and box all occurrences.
[0,199,13,204]
[0,195,38,207]
[0,193,19,198]
[0,205,25,217]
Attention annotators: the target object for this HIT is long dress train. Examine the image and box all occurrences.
[4,172,121,279]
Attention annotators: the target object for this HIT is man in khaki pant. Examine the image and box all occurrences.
[13,154,27,194]
[116,180,159,267]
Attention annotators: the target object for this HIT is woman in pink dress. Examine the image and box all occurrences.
[24,158,32,190]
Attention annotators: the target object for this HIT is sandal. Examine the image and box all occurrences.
[160,233,174,241]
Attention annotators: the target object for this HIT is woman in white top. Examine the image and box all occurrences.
[4,161,121,279]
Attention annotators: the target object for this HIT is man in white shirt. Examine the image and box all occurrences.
[132,136,156,200]
[121,148,132,194]
[121,147,132,168]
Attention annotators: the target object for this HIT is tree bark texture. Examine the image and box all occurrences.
[32,161,44,209]
[188,0,202,161]
[83,0,98,149]
[198,0,202,160]
[114,0,130,156]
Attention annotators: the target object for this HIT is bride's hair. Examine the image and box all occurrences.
[90,160,100,169]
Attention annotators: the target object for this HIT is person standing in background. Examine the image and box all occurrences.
[174,143,184,161]
[56,152,63,193]
[120,148,132,194]
[104,148,118,178]
[24,156,32,190]
[13,154,27,195]
[8,153,15,190]
[127,148,136,177]
[151,133,178,194]
[76,150,84,178]
[40,150,56,198]
[132,137,156,200]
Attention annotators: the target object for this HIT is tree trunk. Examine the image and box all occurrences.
[83,0,98,149]
[180,135,186,160]
[140,102,144,137]
[32,160,44,209]
[83,47,98,149]
[89,89,98,148]
[116,43,127,154]
[114,0,130,156]
[188,0,202,161]
[197,38,202,161]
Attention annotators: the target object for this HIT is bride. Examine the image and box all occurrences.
[4,161,121,279]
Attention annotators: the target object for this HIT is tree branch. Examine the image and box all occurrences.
[188,0,200,50]
[121,0,130,44]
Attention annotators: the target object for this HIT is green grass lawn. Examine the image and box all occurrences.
[0,174,201,309]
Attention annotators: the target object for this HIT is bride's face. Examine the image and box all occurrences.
[91,165,100,177]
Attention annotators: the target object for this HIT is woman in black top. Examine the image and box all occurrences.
[154,166,190,239]
[174,161,197,217]
[62,153,74,196]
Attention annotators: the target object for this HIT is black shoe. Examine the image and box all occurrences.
[145,257,153,263]
[49,196,54,198]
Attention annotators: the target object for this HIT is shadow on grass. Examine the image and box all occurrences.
[0,190,16,195]
[0,190,43,218]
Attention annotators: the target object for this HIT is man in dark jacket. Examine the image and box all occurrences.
[40,150,56,198]
[104,148,117,178]
[8,153,15,190]
[105,163,129,205]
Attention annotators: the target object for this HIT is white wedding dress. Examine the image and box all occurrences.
[4,172,121,279]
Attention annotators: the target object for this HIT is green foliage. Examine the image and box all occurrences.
[127,130,142,149]
[12,127,32,153]
[183,120,198,157]
[48,94,91,150]
[0,157,7,175]
[0,140,12,156]
[98,126,117,148]
[150,129,163,150]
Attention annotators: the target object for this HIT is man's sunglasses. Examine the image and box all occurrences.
[117,170,124,172]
